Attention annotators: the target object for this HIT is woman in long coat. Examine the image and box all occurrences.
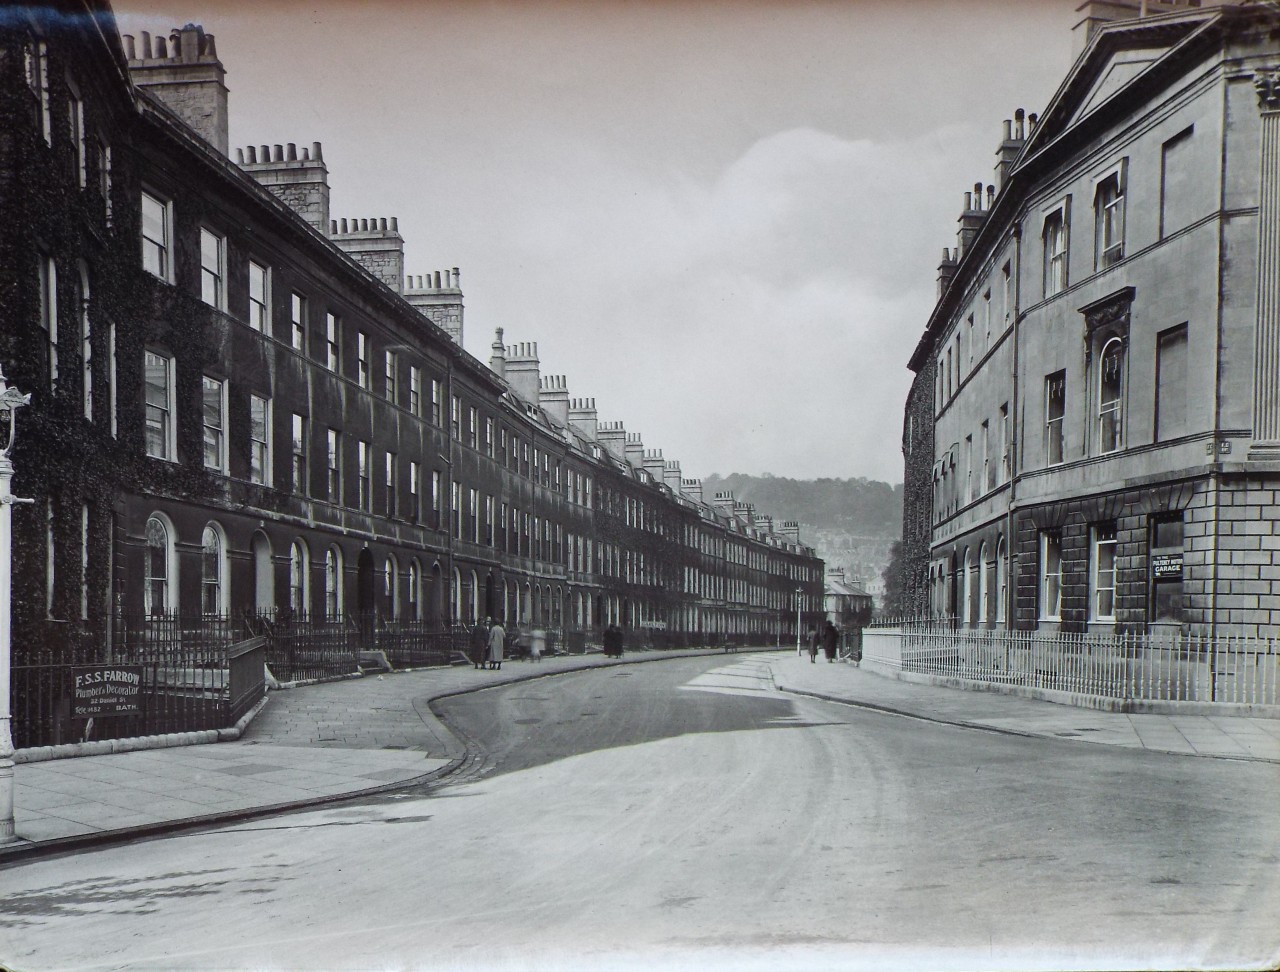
[487,620,506,670]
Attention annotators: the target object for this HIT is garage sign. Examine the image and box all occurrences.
[1151,554,1183,579]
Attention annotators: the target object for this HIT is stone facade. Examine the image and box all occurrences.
[0,1,825,662]
[902,2,1280,638]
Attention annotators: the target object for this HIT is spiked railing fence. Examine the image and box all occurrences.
[11,616,265,750]
[862,620,1280,705]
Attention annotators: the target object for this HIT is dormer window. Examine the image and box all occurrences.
[1094,161,1127,270]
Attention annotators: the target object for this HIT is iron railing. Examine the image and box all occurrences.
[863,620,1280,706]
[11,616,265,750]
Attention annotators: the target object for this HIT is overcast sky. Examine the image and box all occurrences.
[115,0,1078,483]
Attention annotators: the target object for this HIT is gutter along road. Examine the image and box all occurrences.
[2,652,1277,971]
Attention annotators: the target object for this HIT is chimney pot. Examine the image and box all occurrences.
[286,142,298,161]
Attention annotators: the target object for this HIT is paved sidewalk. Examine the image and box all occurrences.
[769,652,1280,762]
[5,646,1278,862]
[2,649,724,860]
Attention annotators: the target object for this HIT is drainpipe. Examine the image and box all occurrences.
[445,355,456,629]
[1008,220,1023,633]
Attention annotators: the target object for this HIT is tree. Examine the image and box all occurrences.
[880,540,911,618]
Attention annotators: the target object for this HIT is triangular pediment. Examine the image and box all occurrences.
[1020,9,1217,160]
[1068,46,1171,124]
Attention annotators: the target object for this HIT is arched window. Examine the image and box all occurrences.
[452,566,462,621]
[385,554,399,619]
[996,537,1008,624]
[201,522,228,616]
[290,539,309,615]
[78,261,92,421]
[978,542,990,626]
[408,559,422,621]
[144,514,174,617]
[962,548,973,627]
[1098,338,1125,454]
[324,545,343,619]
[469,569,479,622]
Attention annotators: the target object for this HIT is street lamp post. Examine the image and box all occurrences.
[795,587,802,656]
[0,366,32,844]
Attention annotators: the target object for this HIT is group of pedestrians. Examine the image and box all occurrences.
[469,617,515,670]
[805,620,841,664]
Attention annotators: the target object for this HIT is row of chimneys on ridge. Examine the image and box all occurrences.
[485,328,802,544]
[118,23,801,545]
[122,24,464,345]
[935,108,1036,297]
[938,0,1218,296]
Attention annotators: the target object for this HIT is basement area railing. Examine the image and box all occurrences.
[862,619,1280,706]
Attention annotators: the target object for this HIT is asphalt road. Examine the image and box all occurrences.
[2,653,1277,972]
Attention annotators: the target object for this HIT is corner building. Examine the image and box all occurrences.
[904,2,1280,638]
[0,2,824,671]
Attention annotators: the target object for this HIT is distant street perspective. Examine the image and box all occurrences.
[5,2,1280,971]
[3,653,1278,971]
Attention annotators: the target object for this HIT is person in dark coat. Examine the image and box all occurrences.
[822,620,839,662]
[806,624,820,663]
[604,624,623,658]
[470,618,490,669]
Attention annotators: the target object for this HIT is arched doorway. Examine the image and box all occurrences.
[251,531,274,615]
[428,562,443,625]
[356,548,375,618]
[485,573,496,620]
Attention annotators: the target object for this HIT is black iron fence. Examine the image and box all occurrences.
[11,616,265,750]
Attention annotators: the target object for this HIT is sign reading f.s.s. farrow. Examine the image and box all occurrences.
[72,666,143,718]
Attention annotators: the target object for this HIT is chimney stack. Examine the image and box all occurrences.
[568,398,598,441]
[957,184,992,256]
[329,217,405,294]
[936,247,959,299]
[405,268,464,345]
[779,520,802,544]
[489,328,507,378]
[539,375,571,427]
[681,478,704,504]
[504,342,542,405]
[663,460,683,493]
[237,140,330,233]
[125,24,228,155]
[624,433,645,470]
[642,449,666,482]
[598,421,627,461]
[994,109,1029,190]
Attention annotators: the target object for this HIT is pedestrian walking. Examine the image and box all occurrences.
[822,620,839,663]
[487,619,505,670]
[470,618,490,670]
[529,627,545,662]
[806,623,819,663]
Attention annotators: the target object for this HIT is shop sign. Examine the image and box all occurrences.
[71,666,143,718]
[1151,554,1183,579]
[638,621,668,630]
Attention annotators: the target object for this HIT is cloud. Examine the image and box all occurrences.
[460,124,992,481]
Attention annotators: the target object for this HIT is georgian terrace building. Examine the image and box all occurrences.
[0,2,824,666]
[903,1,1280,638]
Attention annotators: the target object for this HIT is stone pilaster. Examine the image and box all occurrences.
[1251,68,1280,458]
